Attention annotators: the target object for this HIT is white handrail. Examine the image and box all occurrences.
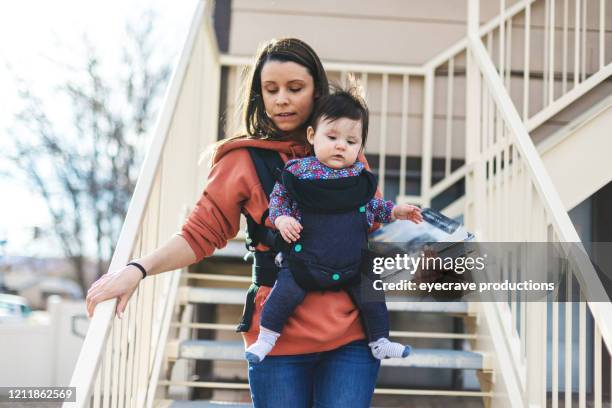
[466,5,612,403]
[66,2,211,407]
[469,30,612,351]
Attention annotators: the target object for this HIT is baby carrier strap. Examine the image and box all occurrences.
[248,147,282,197]
[244,147,286,252]
[237,147,285,333]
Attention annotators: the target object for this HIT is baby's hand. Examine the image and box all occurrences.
[274,215,303,243]
[392,204,423,224]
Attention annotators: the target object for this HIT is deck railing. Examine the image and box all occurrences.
[65,2,220,407]
[477,0,612,132]
[465,1,612,406]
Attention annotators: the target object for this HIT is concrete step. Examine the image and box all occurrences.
[156,379,492,400]
[155,400,250,408]
[178,286,470,314]
[170,340,485,370]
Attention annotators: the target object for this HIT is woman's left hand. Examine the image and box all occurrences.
[86,265,143,318]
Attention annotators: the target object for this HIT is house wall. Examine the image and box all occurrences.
[227,0,502,65]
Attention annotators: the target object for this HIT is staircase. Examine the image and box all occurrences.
[67,1,612,407]
[158,285,489,405]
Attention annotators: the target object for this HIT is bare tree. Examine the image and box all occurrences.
[2,12,171,295]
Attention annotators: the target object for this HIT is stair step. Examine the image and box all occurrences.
[173,340,484,370]
[156,400,250,408]
[179,287,469,314]
[157,380,492,399]
[169,322,477,340]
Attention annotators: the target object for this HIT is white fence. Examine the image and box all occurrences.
[0,297,87,387]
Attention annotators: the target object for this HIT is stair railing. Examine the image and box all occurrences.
[65,1,220,407]
[474,0,612,132]
[465,1,612,407]
[420,0,612,211]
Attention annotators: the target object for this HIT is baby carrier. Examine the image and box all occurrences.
[280,165,377,291]
[235,148,377,332]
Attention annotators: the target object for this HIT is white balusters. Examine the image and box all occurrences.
[562,0,569,94]
[523,2,531,121]
[565,272,572,408]
[445,59,454,178]
[399,74,409,198]
[579,295,586,408]
[378,73,389,197]
[574,0,581,86]
[599,0,606,69]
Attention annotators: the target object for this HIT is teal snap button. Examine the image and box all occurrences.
[294,244,302,252]
[332,273,340,281]
[359,206,366,213]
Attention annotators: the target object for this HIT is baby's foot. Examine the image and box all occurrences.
[244,327,280,364]
[245,342,274,363]
[369,337,412,359]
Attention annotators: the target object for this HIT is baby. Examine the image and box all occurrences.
[245,85,423,364]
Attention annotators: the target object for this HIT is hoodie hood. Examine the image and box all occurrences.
[212,138,313,165]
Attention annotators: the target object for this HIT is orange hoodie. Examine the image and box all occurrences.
[181,138,369,354]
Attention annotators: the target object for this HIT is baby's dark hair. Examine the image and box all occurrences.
[309,81,369,147]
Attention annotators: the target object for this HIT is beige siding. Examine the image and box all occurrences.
[230,13,466,65]
[229,0,508,65]
[233,0,501,23]
[228,0,612,66]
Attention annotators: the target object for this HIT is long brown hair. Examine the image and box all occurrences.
[223,38,329,146]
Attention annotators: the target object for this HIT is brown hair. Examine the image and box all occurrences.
[222,38,329,146]
[309,81,369,147]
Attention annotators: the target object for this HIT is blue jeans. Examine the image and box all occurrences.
[248,339,380,408]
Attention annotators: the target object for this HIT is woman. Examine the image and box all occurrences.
[86,38,380,407]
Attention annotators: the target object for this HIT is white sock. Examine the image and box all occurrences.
[368,337,412,360]
[245,326,280,363]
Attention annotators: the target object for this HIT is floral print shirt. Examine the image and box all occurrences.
[269,156,394,228]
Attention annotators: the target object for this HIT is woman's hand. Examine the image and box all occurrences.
[84,235,197,319]
[86,265,143,319]
[274,215,303,243]
[392,204,424,224]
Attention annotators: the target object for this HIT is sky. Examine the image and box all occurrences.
[0,0,199,258]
